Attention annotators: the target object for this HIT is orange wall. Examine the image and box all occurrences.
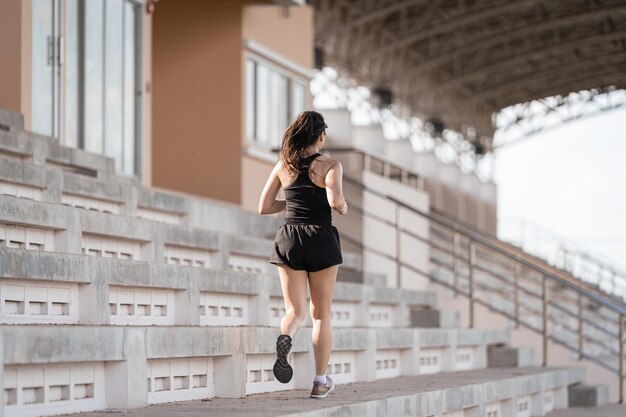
[152,0,246,203]
[0,0,27,117]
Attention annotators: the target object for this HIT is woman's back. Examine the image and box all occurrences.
[279,153,334,225]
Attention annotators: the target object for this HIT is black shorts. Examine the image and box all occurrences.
[269,221,343,272]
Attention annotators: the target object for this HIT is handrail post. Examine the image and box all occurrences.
[401,169,408,184]
[617,314,624,404]
[514,263,520,328]
[542,276,549,367]
[577,293,584,360]
[453,233,460,297]
[469,241,476,328]
[396,204,401,288]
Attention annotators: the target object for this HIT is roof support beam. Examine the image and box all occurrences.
[408,6,626,76]
[437,30,626,93]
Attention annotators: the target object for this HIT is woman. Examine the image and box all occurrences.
[258,110,348,399]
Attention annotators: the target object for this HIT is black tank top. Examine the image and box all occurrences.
[283,153,332,226]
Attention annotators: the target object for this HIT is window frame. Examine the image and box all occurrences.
[245,52,309,149]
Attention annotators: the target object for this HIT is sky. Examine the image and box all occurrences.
[493,108,626,271]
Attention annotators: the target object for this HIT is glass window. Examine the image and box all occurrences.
[245,59,256,142]
[246,56,309,149]
[271,71,289,147]
[122,0,138,176]
[104,0,124,172]
[31,0,141,177]
[83,0,104,154]
[256,64,270,146]
[31,0,56,138]
[292,82,306,121]
[64,0,79,148]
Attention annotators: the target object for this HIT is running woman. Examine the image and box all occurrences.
[258,110,348,399]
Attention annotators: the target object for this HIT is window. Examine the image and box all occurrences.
[245,56,307,148]
[31,0,142,177]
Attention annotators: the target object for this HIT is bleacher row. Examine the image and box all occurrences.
[0,108,587,416]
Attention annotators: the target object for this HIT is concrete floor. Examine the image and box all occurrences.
[78,367,577,417]
[547,404,626,417]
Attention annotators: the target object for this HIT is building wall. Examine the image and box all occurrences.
[241,155,273,213]
[152,0,245,203]
[0,0,31,128]
[242,5,314,69]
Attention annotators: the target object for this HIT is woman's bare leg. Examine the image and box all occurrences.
[277,264,309,338]
[308,265,338,375]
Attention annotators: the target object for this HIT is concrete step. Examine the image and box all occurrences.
[547,404,625,417]
[568,383,610,407]
[0,247,436,328]
[76,367,584,417]
[0,108,23,132]
[337,268,387,287]
[0,152,280,239]
[488,345,535,368]
[0,128,115,181]
[409,307,460,328]
[1,324,513,415]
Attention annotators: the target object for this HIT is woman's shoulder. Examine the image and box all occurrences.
[315,154,341,166]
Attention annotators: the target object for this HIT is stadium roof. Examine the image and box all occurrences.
[311,0,626,146]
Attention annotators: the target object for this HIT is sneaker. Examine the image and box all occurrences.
[310,375,335,399]
[273,334,293,383]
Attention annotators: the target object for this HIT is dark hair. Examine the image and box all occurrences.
[280,111,327,176]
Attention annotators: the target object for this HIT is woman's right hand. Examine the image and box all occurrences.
[338,200,348,215]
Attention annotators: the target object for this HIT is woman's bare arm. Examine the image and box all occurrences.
[258,162,286,215]
[325,160,348,214]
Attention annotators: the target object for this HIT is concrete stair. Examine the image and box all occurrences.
[567,384,610,407]
[0,108,588,416]
[547,404,626,417]
[76,367,584,417]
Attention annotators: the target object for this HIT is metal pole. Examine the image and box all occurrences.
[396,204,401,289]
[453,233,460,297]
[577,293,584,361]
[617,314,624,404]
[469,242,476,328]
[364,153,371,172]
[542,276,549,367]
[514,263,520,328]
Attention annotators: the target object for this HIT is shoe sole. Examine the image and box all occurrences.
[273,338,293,383]
[310,382,335,399]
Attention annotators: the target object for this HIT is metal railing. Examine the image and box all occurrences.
[319,149,625,402]
[499,217,626,301]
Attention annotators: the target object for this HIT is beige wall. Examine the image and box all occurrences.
[362,171,431,290]
[241,155,274,212]
[0,0,31,127]
[242,5,314,69]
[152,0,246,203]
